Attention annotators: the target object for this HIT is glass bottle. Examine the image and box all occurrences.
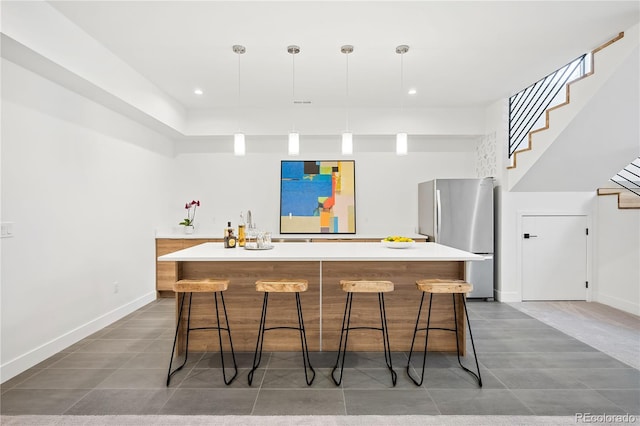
[238,213,246,247]
[224,221,237,248]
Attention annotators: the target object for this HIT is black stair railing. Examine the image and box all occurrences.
[612,157,640,197]
[509,54,589,158]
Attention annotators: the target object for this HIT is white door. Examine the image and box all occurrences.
[521,215,588,301]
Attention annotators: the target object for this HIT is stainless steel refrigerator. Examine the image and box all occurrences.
[418,178,494,299]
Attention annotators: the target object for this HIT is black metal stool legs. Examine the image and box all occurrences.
[331,292,354,386]
[249,292,315,386]
[406,292,432,386]
[331,292,397,387]
[214,292,238,385]
[248,292,269,385]
[453,294,482,386]
[295,292,316,385]
[167,292,191,386]
[378,293,397,386]
[406,293,482,387]
[167,291,238,386]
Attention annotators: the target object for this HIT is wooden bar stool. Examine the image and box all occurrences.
[166,279,238,386]
[331,280,397,387]
[406,279,482,387]
[248,279,315,386]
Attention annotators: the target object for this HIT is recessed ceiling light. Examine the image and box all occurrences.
[194,88,204,95]
[408,88,417,95]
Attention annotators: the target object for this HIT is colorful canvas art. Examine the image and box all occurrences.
[280,160,356,234]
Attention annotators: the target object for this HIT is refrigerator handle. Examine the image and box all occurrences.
[436,189,442,240]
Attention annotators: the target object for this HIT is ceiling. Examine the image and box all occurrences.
[49,1,640,112]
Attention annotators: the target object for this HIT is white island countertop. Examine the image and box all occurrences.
[157,241,483,262]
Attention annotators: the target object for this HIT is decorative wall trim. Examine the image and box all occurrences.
[476,132,497,178]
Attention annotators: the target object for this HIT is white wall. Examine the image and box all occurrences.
[168,138,479,237]
[0,59,176,382]
[595,194,640,315]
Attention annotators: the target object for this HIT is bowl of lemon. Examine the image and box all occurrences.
[381,236,415,249]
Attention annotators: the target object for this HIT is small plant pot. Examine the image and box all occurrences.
[183,225,194,235]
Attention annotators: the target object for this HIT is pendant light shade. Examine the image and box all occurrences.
[233,44,246,156]
[396,132,408,156]
[288,132,300,156]
[342,132,353,155]
[396,45,409,156]
[234,133,245,156]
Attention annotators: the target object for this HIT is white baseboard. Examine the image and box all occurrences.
[494,289,521,303]
[0,292,156,383]
[594,292,640,316]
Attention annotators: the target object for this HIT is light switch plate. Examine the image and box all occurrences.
[1,222,15,238]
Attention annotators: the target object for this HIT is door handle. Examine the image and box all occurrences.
[523,233,538,239]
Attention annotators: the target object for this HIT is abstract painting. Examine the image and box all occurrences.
[280,160,356,234]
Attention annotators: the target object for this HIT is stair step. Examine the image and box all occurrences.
[597,187,640,209]
[620,192,640,208]
[597,187,625,195]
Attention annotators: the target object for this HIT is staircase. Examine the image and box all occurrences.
[611,156,640,195]
[598,157,640,209]
[597,188,640,209]
[507,23,639,192]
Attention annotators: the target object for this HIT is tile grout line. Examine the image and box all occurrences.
[249,352,271,415]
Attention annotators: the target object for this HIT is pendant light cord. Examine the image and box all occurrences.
[287,45,300,137]
[291,51,296,132]
[395,45,409,122]
[237,51,241,132]
[345,52,350,132]
[232,44,246,133]
[400,51,405,117]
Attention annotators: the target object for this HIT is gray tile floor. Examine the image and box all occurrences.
[1,298,639,416]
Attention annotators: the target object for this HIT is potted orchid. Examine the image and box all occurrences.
[180,200,200,234]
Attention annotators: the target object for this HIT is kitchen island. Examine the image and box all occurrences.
[154,234,428,297]
[158,241,483,354]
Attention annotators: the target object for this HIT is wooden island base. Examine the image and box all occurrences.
[175,260,467,354]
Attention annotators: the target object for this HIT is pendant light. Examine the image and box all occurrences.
[288,45,300,156]
[233,45,246,156]
[396,45,409,156]
[341,45,354,155]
